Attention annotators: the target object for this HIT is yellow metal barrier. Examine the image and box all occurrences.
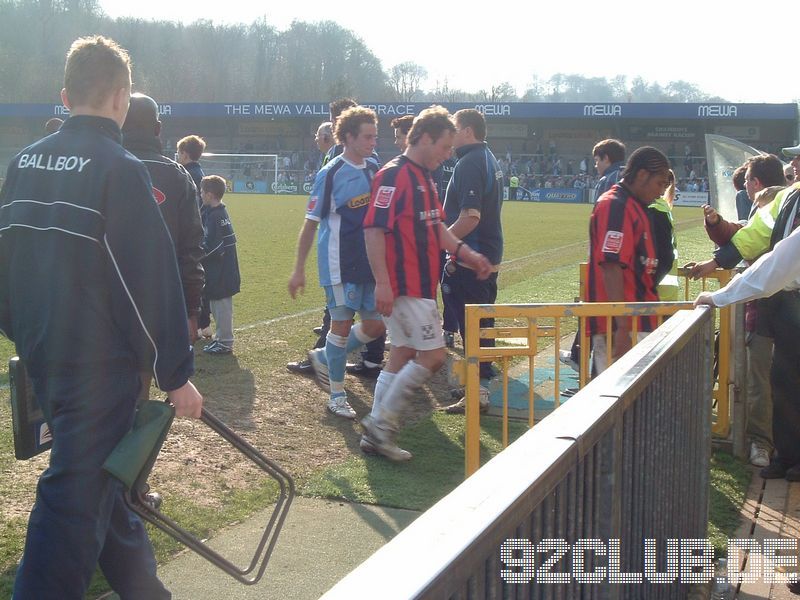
[461,267,734,477]
[576,265,733,437]
[678,267,733,443]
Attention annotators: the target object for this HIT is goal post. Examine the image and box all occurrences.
[199,153,280,194]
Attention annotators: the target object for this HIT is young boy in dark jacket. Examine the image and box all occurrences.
[200,175,241,354]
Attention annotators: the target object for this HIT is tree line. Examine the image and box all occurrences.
[0,0,727,104]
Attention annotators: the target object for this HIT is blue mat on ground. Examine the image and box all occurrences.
[485,352,580,414]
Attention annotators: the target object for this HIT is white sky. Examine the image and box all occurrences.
[99,0,797,104]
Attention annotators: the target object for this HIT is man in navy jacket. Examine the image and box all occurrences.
[0,36,202,599]
[122,92,205,386]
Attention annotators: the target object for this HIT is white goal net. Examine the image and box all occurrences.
[199,153,280,194]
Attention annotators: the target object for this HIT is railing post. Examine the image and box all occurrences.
[464,305,482,477]
[731,302,748,459]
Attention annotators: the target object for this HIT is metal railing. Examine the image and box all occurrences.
[575,266,733,438]
[462,301,697,476]
[322,308,714,599]
[456,267,734,476]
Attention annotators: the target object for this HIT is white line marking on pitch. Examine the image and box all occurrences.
[233,217,703,332]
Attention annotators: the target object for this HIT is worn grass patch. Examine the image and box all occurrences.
[301,412,528,511]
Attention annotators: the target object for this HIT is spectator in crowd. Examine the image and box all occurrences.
[688,154,787,279]
[587,147,671,374]
[177,134,206,207]
[701,183,782,462]
[3,35,202,598]
[440,108,504,409]
[288,107,384,419]
[690,154,787,469]
[705,186,783,246]
[199,175,241,355]
[121,91,205,382]
[314,121,334,170]
[390,115,414,153]
[648,169,678,301]
[785,143,800,182]
[695,178,800,484]
[361,106,492,460]
[509,173,519,200]
[592,138,626,203]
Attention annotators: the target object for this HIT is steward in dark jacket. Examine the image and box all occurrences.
[122,93,205,328]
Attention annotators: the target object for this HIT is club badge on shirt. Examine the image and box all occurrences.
[602,231,624,254]
[374,186,395,209]
[152,187,166,205]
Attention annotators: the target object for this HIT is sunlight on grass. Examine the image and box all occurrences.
[0,198,750,596]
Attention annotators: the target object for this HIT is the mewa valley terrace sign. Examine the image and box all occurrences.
[0,102,796,120]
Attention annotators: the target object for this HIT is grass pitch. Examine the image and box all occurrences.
[0,195,703,382]
[0,195,748,595]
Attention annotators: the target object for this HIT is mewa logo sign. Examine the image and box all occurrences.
[583,104,622,117]
[698,105,738,117]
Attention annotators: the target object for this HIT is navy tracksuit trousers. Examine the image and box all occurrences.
[13,370,170,599]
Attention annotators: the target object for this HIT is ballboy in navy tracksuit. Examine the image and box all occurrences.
[200,175,241,354]
[1,36,202,599]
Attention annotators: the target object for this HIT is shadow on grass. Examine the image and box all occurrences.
[191,353,257,429]
[302,381,530,542]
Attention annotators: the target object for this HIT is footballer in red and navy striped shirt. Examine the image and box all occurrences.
[587,147,672,360]
[361,106,492,462]
[364,155,443,300]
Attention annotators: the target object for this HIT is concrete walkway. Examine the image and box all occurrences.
[149,470,797,600]
[100,337,792,600]
[156,497,419,599]
[734,469,800,599]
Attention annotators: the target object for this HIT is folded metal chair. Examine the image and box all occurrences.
[108,404,295,585]
[10,355,294,585]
